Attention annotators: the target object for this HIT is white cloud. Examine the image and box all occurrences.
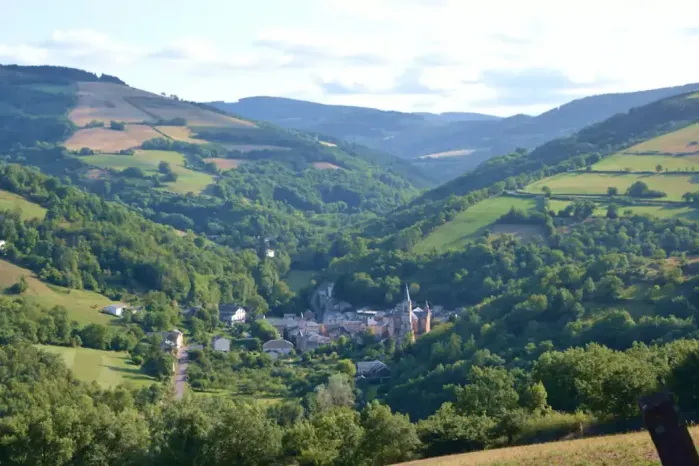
[4,1,699,116]
[45,30,143,64]
[0,44,48,64]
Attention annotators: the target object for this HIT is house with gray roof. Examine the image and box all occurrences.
[212,336,231,353]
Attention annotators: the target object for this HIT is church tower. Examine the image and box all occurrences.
[399,284,415,343]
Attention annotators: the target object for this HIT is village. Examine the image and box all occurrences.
[102,281,457,381]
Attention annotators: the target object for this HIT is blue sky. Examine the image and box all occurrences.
[2,0,699,116]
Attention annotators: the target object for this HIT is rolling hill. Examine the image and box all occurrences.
[363,89,699,255]
[211,84,699,181]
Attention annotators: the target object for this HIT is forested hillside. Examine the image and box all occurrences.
[0,64,428,276]
[211,84,699,181]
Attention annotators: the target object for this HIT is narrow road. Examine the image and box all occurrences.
[174,345,189,400]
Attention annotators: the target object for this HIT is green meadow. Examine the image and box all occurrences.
[592,153,699,172]
[0,189,47,220]
[82,150,214,194]
[0,259,117,325]
[414,196,536,253]
[36,345,154,389]
[526,172,699,201]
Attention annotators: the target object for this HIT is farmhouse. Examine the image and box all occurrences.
[262,339,294,359]
[219,304,247,325]
[212,336,231,353]
[160,329,184,352]
[103,303,128,317]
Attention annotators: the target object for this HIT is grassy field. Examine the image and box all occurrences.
[69,82,155,126]
[312,162,342,170]
[285,270,316,293]
[414,197,536,253]
[0,259,117,325]
[221,144,292,153]
[0,189,46,220]
[155,125,206,144]
[398,427,699,465]
[82,150,214,194]
[65,125,161,152]
[548,199,699,220]
[69,82,256,129]
[623,123,699,155]
[526,173,699,201]
[36,345,154,389]
[419,149,476,159]
[593,153,699,172]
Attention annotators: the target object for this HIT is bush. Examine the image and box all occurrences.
[8,276,28,294]
[110,121,126,131]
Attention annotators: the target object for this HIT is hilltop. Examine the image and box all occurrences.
[212,84,699,181]
[0,63,431,283]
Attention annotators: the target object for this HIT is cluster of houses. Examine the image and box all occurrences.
[203,281,457,359]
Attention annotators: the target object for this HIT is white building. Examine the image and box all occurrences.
[266,248,276,258]
[219,305,247,326]
[103,303,128,317]
[0,240,6,252]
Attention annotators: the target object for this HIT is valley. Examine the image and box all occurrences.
[3,62,699,465]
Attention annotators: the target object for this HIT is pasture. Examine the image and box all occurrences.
[222,144,292,153]
[127,96,256,128]
[36,345,154,389]
[0,259,117,325]
[312,162,342,170]
[208,158,246,170]
[525,173,699,201]
[69,82,155,126]
[414,197,536,253]
[81,150,214,194]
[64,125,161,152]
[419,149,475,159]
[592,153,699,172]
[155,125,205,144]
[623,122,699,155]
[547,199,699,220]
[398,427,699,465]
[0,189,47,220]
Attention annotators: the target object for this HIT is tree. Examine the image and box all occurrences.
[418,403,495,457]
[656,164,663,173]
[9,275,28,294]
[159,161,174,175]
[336,359,357,377]
[454,366,519,417]
[606,203,619,219]
[541,186,552,198]
[110,120,126,131]
[206,402,283,466]
[607,186,618,196]
[249,319,279,342]
[359,401,421,465]
[314,374,355,412]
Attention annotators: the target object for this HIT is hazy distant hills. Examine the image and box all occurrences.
[210,83,699,181]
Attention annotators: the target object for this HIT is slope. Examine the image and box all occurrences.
[0,64,430,294]
[210,84,699,182]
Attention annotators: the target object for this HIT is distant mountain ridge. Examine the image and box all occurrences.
[209,83,699,181]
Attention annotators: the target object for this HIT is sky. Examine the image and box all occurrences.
[1,0,699,116]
